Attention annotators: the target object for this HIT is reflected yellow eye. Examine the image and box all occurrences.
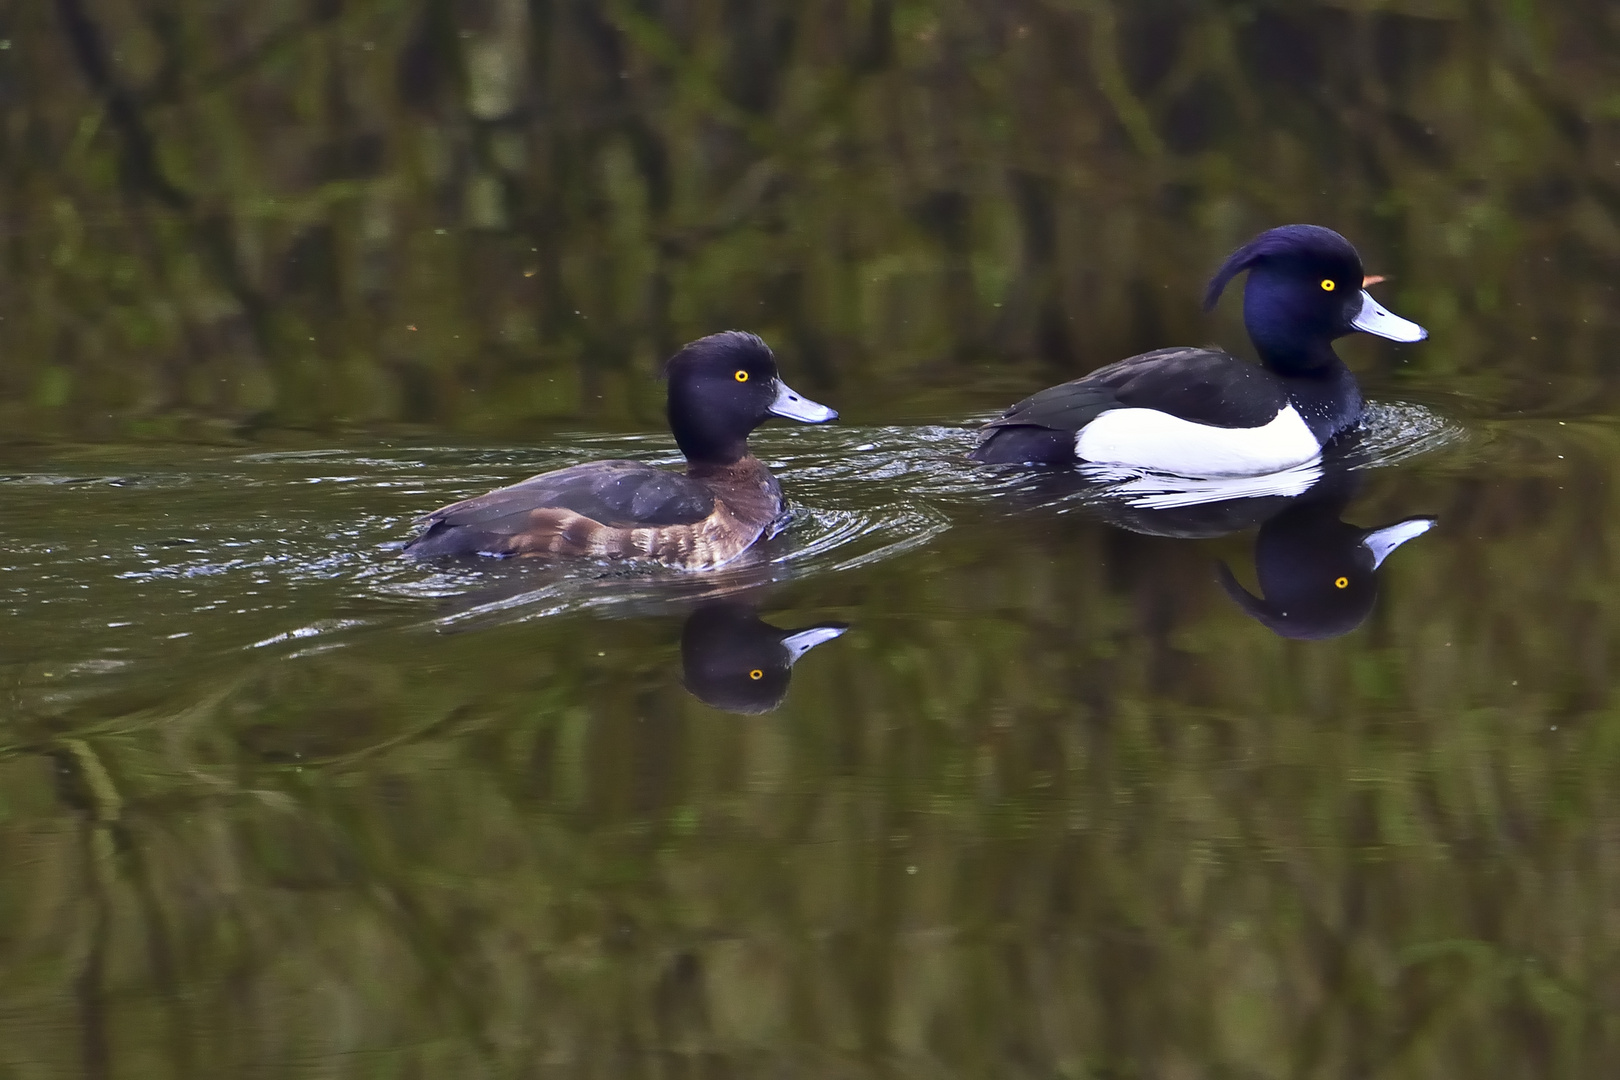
[734,370,749,382]
[1321,279,1336,292]
[1334,576,1349,589]
[748,669,763,680]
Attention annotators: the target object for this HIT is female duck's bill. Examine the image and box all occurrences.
[768,381,837,423]
[403,330,837,569]
[681,601,849,713]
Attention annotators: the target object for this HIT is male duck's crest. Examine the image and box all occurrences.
[968,223,1430,477]
[1208,224,1427,371]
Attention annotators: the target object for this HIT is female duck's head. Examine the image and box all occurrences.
[665,331,837,464]
[1204,225,1427,372]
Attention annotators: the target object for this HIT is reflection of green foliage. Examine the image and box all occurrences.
[3,1,1619,441]
[2,3,1620,1070]
[0,439,1618,1073]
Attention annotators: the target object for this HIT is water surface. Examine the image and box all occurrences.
[5,0,1620,1075]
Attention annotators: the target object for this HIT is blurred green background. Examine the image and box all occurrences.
[4,2,1620,1077]
[4,0,1619,441]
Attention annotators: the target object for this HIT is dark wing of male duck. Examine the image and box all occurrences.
[404,460,717,559]
[970,347,1288,464]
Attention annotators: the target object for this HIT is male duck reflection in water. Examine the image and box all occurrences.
[405,332,837,569]
[1204,472,1436,639]
[1218,503,1434,640]
[970,224,1428,477]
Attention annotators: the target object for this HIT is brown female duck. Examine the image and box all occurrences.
[404,332,837,569]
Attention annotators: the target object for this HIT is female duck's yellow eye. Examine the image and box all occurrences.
[734,370,749,383]
[1321,279,1336,292]
[1334,576,1349,589]
[748,669,763,680]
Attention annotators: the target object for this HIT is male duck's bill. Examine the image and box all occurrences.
[1351,291,1427,343]
[1218,505,1437,640]
[1363,517,1435,567]
[966,224,1432,478]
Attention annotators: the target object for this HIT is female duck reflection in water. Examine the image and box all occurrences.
[971,224,1427,477]
[680,601,847,713]
[406,332,836,569]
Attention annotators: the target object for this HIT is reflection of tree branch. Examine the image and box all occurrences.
[603,0,781,151]
[56,739,119,1080]
[141,17,313,108]
[55,0,274,355]
[55,0,191,209]
[54,736,208,1077]
[74,828,111,1080]
[1072,0,1164,159]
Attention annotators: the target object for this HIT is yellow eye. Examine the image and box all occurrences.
[734,370,749,382]
[748,669,763,680]
[1321,279,1336,292]
[1334,576,1349,589]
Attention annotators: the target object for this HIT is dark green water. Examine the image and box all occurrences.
[5,1,1620,1076]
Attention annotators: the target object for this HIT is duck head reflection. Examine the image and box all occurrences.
[1216,501,1433,639]
[681,601,848,713]
[1023,456,1436,640]
[416,558,847,708]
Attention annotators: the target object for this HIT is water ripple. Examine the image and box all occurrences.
[1353,400,1470,469]
[0,402,1464,662]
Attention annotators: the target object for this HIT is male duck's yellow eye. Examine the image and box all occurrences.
[1334,576,1349,589]
[1321,279,1336,292]
[748,669,763,680]
[734,370,749,383]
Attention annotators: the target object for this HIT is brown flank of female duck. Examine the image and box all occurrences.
[404,332,837,569]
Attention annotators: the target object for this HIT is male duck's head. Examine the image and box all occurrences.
[1204,224,1427,372]
[665,331,837,464]
[680,601,848,713]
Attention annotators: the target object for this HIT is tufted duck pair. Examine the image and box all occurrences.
[407,225,1426,570]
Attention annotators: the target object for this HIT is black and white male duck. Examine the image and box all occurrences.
[405,331,836,569]
[969,224,1427,477]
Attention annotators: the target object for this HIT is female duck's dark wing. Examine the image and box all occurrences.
[405,461,717,559]
[970,347,1290,464]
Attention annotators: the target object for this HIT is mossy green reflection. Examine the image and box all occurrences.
[3,0,1619,439]
[1,1,1618,1075]
[0,428,1616,1074]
